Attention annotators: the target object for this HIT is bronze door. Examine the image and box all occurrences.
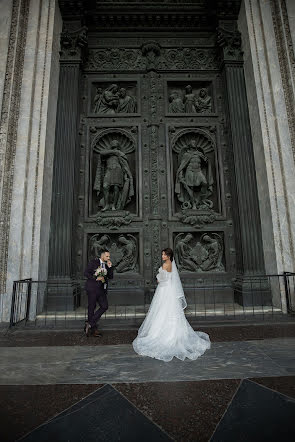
[77,37,236,301]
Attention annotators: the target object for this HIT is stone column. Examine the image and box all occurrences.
[48,26,87,287]
[0,0,13,112]
[0,0,62,322]
[218,21,265,278]
[238,0,295,310]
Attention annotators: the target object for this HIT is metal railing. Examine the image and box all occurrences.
[10,278,32,327]
[9,273,295,328]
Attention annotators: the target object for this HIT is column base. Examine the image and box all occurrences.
[233,276,272,307]
[45,279,81,311]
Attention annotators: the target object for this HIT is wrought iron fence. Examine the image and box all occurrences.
[9,273,295,328]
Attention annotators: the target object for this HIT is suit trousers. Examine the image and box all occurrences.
[87,289,109,328]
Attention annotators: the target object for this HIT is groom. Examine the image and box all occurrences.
[84,249,113,337]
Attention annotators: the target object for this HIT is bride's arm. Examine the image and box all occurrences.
[157,267,172,283]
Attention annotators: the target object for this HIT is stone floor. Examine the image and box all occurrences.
[1,324,295,441]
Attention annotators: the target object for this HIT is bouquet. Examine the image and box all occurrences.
[94,266,108,283]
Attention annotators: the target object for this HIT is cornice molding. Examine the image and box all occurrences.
[58,0,242,31]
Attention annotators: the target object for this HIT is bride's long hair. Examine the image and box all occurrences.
[162,247,174,261]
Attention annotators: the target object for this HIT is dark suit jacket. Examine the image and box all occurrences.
[84,258,114,294]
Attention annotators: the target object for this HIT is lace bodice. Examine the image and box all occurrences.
[156,267,172,284]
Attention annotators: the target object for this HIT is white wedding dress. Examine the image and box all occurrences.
[132,261,211,362]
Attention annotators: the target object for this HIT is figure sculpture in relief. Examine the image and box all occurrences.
[175,233,197,272]
[117,87,137,113]
[175,233,224,272]
[175,139,214,210]
[94,84,120,114]
[93,87,103,113]
[93,139,134,211]
[93,84,136,114]
[183,85,197,113]
[195,88,212,113]
[199,234,224,271]
[116,235,137,272]
[168,90,184,113]
[90,234,110,259]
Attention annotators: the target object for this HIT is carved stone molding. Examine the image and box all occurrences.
[151,222,161,278]
[217,21,243,62]
[85,47,220,72]
[95,212,133,230]
[0,0,30,292]
[170,127,216,153]
[177,212,217,227]
[141,41,161,71]
[271,0,295,165]
[60,26,88,63]
[59,0,242,27]
[91,127,136,151]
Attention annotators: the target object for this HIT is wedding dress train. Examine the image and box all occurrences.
[132,261,211,362]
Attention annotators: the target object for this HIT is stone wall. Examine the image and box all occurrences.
[0,0,62,322]
[1,0,295,322]
[239,0,295,279]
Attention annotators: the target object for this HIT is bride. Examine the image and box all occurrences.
[133,248,211,362]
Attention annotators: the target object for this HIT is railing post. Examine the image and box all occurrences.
[25,278,32,323]
[10,281,17,327]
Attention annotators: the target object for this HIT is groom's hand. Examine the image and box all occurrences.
[106,260,112,268]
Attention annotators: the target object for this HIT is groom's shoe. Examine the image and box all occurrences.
[84,321,91,337]
[92,328,102,337]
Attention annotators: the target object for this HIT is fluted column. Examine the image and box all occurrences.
[48,26,87,280]
[218,21,265,275]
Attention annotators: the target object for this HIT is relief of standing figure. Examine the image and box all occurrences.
[195,88,212,113]
[175,139,214,210]
[93,139,134,211]
[168,90,184,113]
[183,85,197,113]
[92,87,103,113]
[117,88,137,113]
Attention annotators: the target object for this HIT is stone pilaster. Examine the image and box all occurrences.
[239,0,295,278]
[0,0,13,113]
[48,26,88,281]
[218,20,265,276]
[0,0,62,322]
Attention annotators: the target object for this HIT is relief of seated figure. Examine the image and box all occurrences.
[93,84,137,114]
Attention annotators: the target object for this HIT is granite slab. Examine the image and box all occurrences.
[20,384,172,442]
[210,379,295,441]
[0,339,294,385]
